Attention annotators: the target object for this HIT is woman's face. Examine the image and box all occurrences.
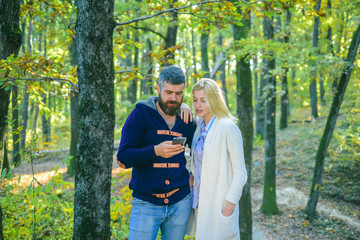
[193,89,211,121]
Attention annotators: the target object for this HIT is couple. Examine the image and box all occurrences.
[117,65,247,240]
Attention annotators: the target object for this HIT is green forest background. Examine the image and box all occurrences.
[0,0,359,239]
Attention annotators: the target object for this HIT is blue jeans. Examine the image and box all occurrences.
[128,193,191,240]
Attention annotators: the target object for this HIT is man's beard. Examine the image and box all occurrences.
[158,94,182,116]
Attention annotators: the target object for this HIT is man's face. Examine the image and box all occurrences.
[156,82,184,116]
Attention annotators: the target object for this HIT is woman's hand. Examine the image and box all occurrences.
[222,201,235,217]
[189,173,194,188]
[180,103,193,124]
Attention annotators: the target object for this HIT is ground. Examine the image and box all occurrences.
[10,115,360,239]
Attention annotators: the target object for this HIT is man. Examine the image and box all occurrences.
[117,65,196,240]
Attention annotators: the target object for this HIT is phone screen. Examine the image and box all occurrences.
[172,137,187,146]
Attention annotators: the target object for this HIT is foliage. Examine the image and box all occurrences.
[0,170,133,239]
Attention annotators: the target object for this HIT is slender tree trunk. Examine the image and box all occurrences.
[280,9,292,129]
[255,71,265,138]
[253,56,258,102]
[291,68,297,93]
[320,76,326,106]
[74,0,115,238]
[233,10,253,238]
[2,139,9,172]
[32,104,39,130]
[12,86,21,166]
[191,27,197,83]
[218,34,228,104]
[20,85,29,149]
[162,0,178,66]
[200,31,210,78]
[41,94,50,147]
[310,0,322,119]
[27,18,33,53]
[143,38,153,95]
[0,1,22,237]
[260,15,279,216]
[305,22,360,218]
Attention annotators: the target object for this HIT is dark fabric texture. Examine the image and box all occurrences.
[117,96,196,206]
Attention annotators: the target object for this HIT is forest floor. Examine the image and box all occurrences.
[12,112,360,240]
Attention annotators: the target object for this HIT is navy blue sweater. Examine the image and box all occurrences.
[117,97,196,206]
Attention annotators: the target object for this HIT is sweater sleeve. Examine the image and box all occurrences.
[116,108,157,168]
[224,121,248,204]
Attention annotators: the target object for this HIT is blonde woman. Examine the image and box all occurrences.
[186,78,247,240]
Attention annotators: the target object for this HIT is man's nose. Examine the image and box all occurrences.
[169,93,177,101]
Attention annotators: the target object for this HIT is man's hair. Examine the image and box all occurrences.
[158,65,186,89]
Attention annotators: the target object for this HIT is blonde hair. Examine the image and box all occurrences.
[192,78,237,122]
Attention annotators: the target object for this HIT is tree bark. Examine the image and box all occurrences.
[12,86,21,166]
[218,34,228,105]
[255,71,265,138]
[200,31,210,78]
[41,93,51,147]
[0,0,22,237]
[191,27,197,83]
[233,19,253,240]
[162,0,178,66]
[309,0,322,119]
[20,85,29,149]
[260,15,279,216]
[74,0,115,238]
[280,9,292,129]
[68,90,78,177]
[305,22,360,219]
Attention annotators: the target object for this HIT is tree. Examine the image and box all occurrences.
[200,29,210,77]
[232,6,253,238]
[11,86,21,165]
[305,22,360,219]
[73,0,115,238]
[279,9,292,130]
[0,0,22,238]
[309,0,322,119]
[260,14,280,215]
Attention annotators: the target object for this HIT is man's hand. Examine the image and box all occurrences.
[222,201,236,217]
[180,103,193,124]
[154,141,184,158]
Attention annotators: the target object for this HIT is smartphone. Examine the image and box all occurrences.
[172,137,187,146]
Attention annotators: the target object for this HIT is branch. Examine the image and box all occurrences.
[2,77,78,89]
[115,0,223,26]
[131,26,166,39]
[210,41,233,78]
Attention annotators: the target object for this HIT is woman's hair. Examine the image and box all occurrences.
[192,78,237,122]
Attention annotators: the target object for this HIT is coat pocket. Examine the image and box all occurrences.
[219,206,239,240]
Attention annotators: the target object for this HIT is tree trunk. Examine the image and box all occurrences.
[200,31,210,78]
[255,71,265,138]
[74,0,115,238]
[20,85,29,149]
[260,15,279,216]
[310,0,322,119]
[2,139,9,172]
[233,11,253,238]
[0,0,22,236]
[162,0,178,66]
[306,22,360,219]
[142,38,153,95]
[253,56,258,102]
[280,9,292,129]
[32,104,39,130]
[191,27,197,83]
[320,76,326,106]
[12,86,21,166]
[41,94,50,147]
[218,34,228,105]
[27,18,33,53]
[68,33,78,177]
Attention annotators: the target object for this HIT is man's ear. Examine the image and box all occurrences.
[156,83,160,94]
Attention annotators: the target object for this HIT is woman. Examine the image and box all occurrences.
[186,78,247,240]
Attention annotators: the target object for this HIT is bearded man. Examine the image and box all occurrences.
[117,65,196,240]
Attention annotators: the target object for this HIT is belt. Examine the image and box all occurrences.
[157,130,182,137]
[152,188,179,198]
[153,163,179,168]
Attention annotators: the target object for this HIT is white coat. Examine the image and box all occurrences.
[187,117,248,240]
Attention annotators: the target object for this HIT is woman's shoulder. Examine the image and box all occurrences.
[217,117,236,126]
